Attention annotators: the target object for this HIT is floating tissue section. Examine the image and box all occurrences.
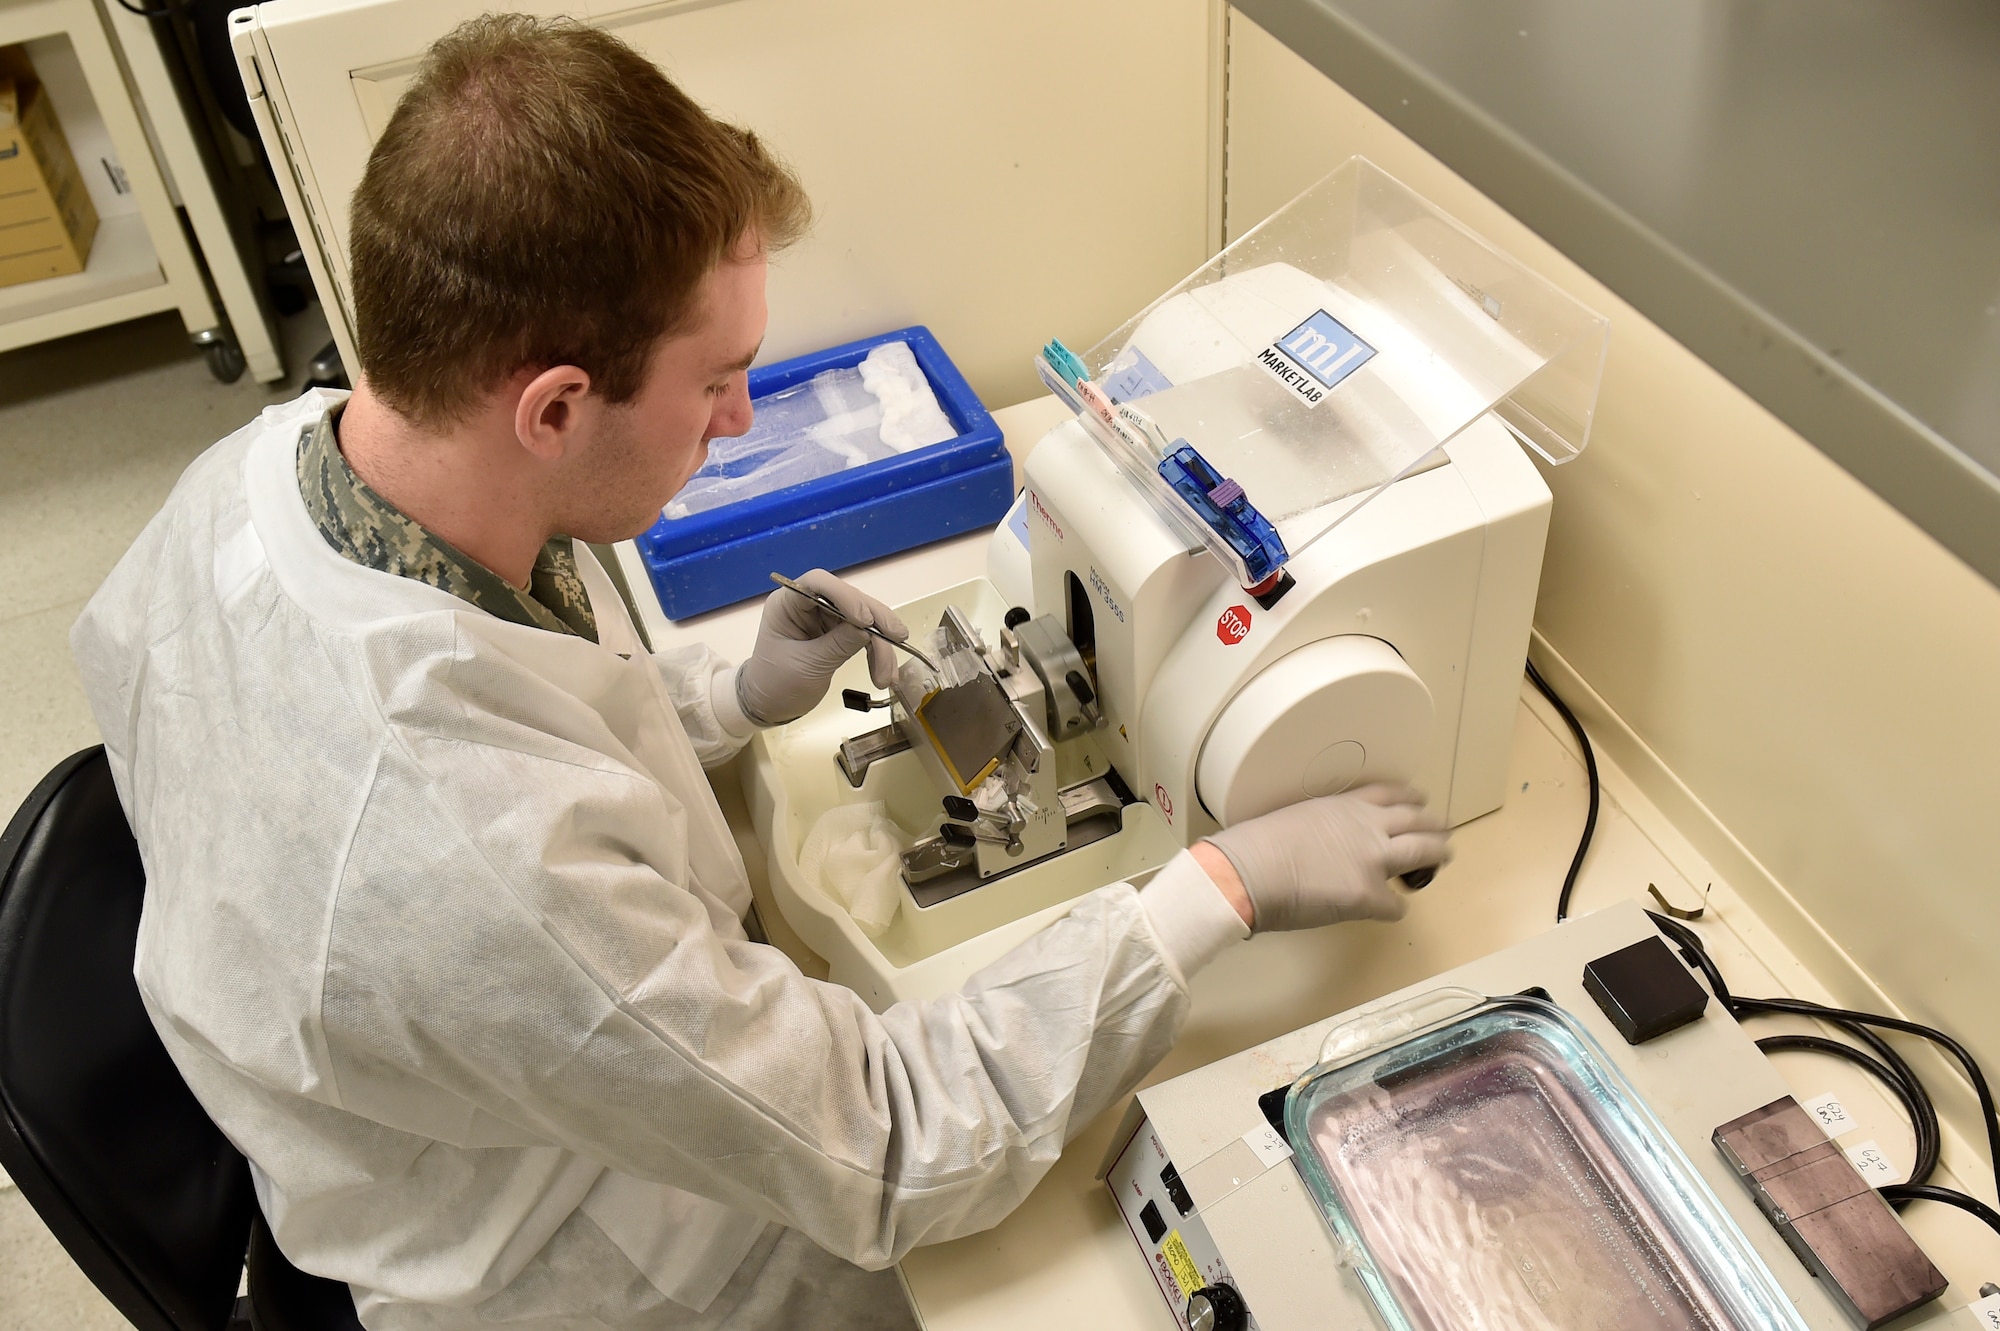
[1284,996,1813,1331]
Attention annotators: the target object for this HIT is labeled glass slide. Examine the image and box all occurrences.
[1285,993,1807,1331]
[1038,158,1608,586]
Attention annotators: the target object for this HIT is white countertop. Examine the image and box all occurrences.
[612,398,1999,1331]
[887,693,1998,1330]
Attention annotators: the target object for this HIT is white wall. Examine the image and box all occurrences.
[1224,12,2000,1111]
[254,0,1226,408]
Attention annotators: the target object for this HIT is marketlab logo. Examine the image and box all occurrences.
[1256,310,1375,408]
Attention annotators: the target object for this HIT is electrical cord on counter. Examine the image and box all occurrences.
[1877,1185,2000,1234]
[1647,909,2000,1238]
[1526,660,1598,922]
[111,0,198,17]
[1526,663,1997,1240]
[1753,1033,1941,1187]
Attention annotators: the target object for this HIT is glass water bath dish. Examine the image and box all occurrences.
[1284,991,1806,1331]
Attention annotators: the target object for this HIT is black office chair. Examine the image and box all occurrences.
[0,747,363,1331]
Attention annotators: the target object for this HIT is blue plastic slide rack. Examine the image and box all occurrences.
[1156,443,1289,587]
[635,326,1010,621]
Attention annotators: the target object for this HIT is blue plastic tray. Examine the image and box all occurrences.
[636,326,1011,621]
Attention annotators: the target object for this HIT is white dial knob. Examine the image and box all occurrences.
[1195,636,1433,826]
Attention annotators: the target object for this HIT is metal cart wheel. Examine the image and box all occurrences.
[190,328,247,384]
[303,339,348,391]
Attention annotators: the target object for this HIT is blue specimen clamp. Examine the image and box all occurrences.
[1157,443,1290,587]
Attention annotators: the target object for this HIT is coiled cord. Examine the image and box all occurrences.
[1526,660,1995,1238]
[1649,909,2000,1238]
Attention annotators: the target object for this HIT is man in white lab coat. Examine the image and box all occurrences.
[71,14,1448,1330]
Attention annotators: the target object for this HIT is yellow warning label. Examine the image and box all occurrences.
[1160,1230,1202,1299]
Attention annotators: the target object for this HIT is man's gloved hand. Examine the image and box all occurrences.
[1199,784,1450,932]
[735,569,909,726]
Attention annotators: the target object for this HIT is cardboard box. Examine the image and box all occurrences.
[1,50,100,288]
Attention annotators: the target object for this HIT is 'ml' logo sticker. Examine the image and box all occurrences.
[1255,310,1375,408]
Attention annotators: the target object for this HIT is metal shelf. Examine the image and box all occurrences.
[0,0,268,374]
[0,213,174,348]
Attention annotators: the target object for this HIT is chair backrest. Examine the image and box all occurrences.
[0,747,256,1331]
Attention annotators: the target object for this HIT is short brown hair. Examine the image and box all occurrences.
[349,14,809,426]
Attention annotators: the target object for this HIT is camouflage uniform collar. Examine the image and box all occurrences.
[296,404,598,643]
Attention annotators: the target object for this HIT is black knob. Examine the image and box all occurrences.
[1064,668,1096,707]
[1186,1283,1248,1331]
[1003,606,1032,631]
[942,795,978,822]
[939,823,976,848]
[1400,865,1437,890]
[841,689,874,712]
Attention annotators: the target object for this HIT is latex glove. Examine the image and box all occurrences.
[735,569,909,726]
[1200,784,1450,933]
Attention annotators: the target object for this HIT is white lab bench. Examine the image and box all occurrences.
[616,400,2000,1331]
[151,0,2000,1319]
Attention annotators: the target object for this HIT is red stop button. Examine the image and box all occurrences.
[1215,604,1253,645]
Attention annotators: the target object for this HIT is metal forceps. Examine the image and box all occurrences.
[767,572,939,672]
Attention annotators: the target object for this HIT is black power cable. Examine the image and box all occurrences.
[1648,909,2000,1239]
[111,0,198,16]
[1734,995,2000,1204]
[1837,1021,1943,1186]
[1755,1034,1940,1188]
[1879,1185,2000,1235]
[1523,659,1997,1240]
[1525,660,1598,922]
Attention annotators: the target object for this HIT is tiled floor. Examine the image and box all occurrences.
[0,307,330,814]
[1,304,329,1330]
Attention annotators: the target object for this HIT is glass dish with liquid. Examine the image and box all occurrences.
[1284,993,1806,1331]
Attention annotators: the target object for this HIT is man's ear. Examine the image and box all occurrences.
[514,364,594,462]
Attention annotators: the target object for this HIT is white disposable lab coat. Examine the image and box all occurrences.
[72,392,1245,1329]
